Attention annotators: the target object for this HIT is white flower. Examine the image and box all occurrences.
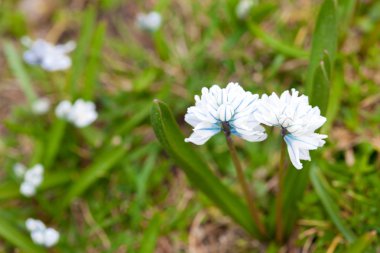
[25,218,60,248]
[67,99,98,128]
[32,98,50,115]
[20,181,36,197]
[236,0,256,19]
[55,99,97,128]
[13,163,26,178]
[19,164,44,197]
[136,11,162,32]
[184,82,267,145]
[55,100,72,119]
[21,37,75,71]
[255,89,327,169]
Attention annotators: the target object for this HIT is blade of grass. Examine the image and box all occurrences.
[306,0,338,95]
[346,231,377,252]
[247,23,308,59]
[43,119,66,169]
[66,7,96,96]
[83,22,106,100]
[151,99,259,236]
[137,214,161,253]
[59,144,127,211]
[310,165,356,242]
[3,42,37,104]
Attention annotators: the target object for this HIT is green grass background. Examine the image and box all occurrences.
[0,0,379,252]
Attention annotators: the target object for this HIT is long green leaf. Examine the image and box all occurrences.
[248,23,308,59]
[59,145,127,210]
[151,100,259,236]
[3,42,37,104]
[346,231,376,253]
[83,22,106,99]
[44,119,66,169]
[306,0,338,95]
[0,212,45,253]
[137,214,161,253]
[66,7,96,96]
[310,165,356,242]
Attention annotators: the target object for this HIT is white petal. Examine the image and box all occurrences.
[31,231,45,245]
[26,218,45,232]
[185,122,220,145]
[13,163,26,178]
[20,182,36,197]
[44,228,60,247]
[55,100,72,119]
[284,135,303,169]
[218,104,234,122]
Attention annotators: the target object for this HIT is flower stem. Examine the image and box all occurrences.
[223,131,267,237]
[275,139,287,243]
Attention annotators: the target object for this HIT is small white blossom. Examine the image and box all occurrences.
[20,181,36,197]
[55,100,72,119]
[255,89,327,169]
[13,163,26,178]
[137,11,162,32]
[21,37,75,71]
[32,98,50,115]
[55,99,97,128]
[184,82,267,145]
[19,164,44,197]
[236,0,256,19]
[25,218,60,248]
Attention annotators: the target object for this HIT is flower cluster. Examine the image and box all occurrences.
[21,37,75,72]
[25,218,60,248]
[136,11,162,32]
[14,164,44,197]
[185,83,327,169]
[55,99,98,128]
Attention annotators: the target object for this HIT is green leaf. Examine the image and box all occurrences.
[83,22,106,99]
[0,212,46,253]
[138,214,161,253]
[59,145,127,211]
[310,51,331,115]
[151,99,259,236]
[310,165,356,242]
[346,231,377,253]
[3,42,37,104]
[247,23,308,59]
[43,119,66,169]
[306,0,338,97]
[66,7,96,96]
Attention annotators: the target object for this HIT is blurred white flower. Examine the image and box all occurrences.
[55,100,72,119]
[184,82,267,145]
[137,11,162,32]
[25,218,60,248]
[13,163,26,178]
[32,98,50,115]
[55,99,97,128]
[19,164,44,197]
[255,89,327,169]
[236,0,256,19]
[21,37,75,71]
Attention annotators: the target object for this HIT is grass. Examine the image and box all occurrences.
[0,0,380,252]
